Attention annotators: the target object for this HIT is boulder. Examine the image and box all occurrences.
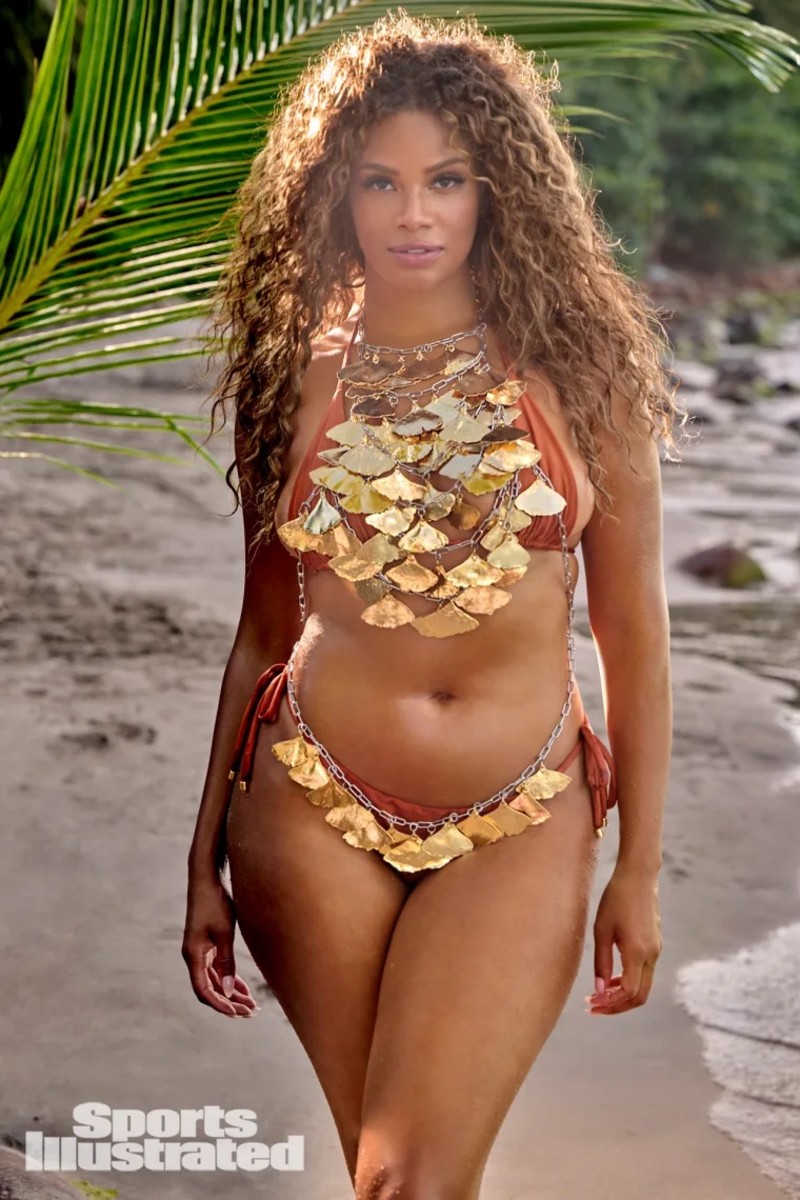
[0,1145,90,1199]
[677,543,768,588]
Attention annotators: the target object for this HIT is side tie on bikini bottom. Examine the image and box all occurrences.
[227,663,617,873]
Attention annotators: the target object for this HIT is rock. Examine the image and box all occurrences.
[755,395,800,432]
[714,353,772,405]
[670,314,728,364]
[777,319,800,351]
[670,359,717,392]
[0,1145,87,1198]
[727,309,777,347]
[677,543,768,588]
[755,348,800,393]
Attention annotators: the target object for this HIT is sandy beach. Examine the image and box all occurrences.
[2,338,799,1199]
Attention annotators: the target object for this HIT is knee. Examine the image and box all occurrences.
[354,1129,479,1200]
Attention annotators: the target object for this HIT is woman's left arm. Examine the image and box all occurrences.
[580,393,671,1015]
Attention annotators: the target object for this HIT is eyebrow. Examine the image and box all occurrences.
[357,156,467,174]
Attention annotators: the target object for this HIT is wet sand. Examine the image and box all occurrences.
[2,349,799,1198]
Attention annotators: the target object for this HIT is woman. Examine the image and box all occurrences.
[183,11,677,1197]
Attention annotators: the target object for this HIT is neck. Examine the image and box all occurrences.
[359,269,481,347]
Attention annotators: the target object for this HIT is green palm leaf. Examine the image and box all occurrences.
[1,0,797,473]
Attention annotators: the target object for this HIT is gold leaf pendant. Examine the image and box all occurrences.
[384,555,440,593]
[482,440,542,473]
[392,410,443,437]
[515,767,573,801]
[486,535,531,569]
[397,520,450,553]
[462,468,513,496]
[303,493,342,534]
[411,602,480,638]
[448,497,482,530]
[445,553,505,588]
[338,444,396,477]
[439,413,492,444]
[319,522,361,557]
[507,793,552,824]
[485,380,526,406]
[371,469,428,502]
[364,505,416,536]
[354,577,390,604]
[326,419,367,446]
[455,585,511,614]
[515,479,567,516]
[276,516,323,553]
[360,593,417,628]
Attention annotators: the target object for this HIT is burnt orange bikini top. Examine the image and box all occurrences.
[280,321,580,572]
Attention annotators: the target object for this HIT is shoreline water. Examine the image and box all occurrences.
[669,607,800,1200]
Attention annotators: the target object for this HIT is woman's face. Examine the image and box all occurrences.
[347,109,482,290]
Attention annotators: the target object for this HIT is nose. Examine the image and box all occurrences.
[398,185,432,230]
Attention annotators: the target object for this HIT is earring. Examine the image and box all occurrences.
[470,260,483,316]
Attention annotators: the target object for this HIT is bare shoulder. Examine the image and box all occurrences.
[294,313,356,423]
[519,359,560,412]
[518,358,582,452]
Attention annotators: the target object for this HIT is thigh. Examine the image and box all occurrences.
[225,704,411,1175]
[356,757,601,1195]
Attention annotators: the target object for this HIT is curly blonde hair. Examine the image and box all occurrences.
[207,7,684,549]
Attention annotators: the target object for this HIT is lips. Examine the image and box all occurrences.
[388,245,445,267]
[390,244,442,254]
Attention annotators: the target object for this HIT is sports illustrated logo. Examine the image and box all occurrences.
[24,1103,304,1173]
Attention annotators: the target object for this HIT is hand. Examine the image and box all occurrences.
[182,874,260,1019]
[585,863,662,1016]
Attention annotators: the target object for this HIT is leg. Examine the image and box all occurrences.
[225,697,411,1180]
[354,752,600,1200]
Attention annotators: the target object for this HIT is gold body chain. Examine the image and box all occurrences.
[276,308,571,637]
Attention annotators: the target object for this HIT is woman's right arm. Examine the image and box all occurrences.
[183,421,301,1017]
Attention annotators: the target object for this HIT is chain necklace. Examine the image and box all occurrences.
[276,303,571,639]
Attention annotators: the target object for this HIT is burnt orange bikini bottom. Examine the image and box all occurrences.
[228,663,617,875]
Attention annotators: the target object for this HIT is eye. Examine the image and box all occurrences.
[359,175,465,190]
[433,174,465,189]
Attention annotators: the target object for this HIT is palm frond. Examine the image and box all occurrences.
[0,0,797,468]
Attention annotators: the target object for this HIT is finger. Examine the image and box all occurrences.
[187,953,238,1018]
[224,970,257,1005]
[620,951,645,1002]
[213,938,237,999]
[596,952,643,1007]
[589,964,656,1013]
[631,961,657,1008]
[209,966,259,1011]
[233,973,256,1000]
[588,992,648,1016]
[593,932,615,996]
[203,949,230,998]
[585,972,622,1002]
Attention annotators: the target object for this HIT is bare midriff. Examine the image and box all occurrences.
[269,321,594,810]
[271,550,585,809]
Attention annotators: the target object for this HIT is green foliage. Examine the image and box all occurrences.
[70,1183,119,1199]
[564,9,800,271]
[0,0,798,475]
